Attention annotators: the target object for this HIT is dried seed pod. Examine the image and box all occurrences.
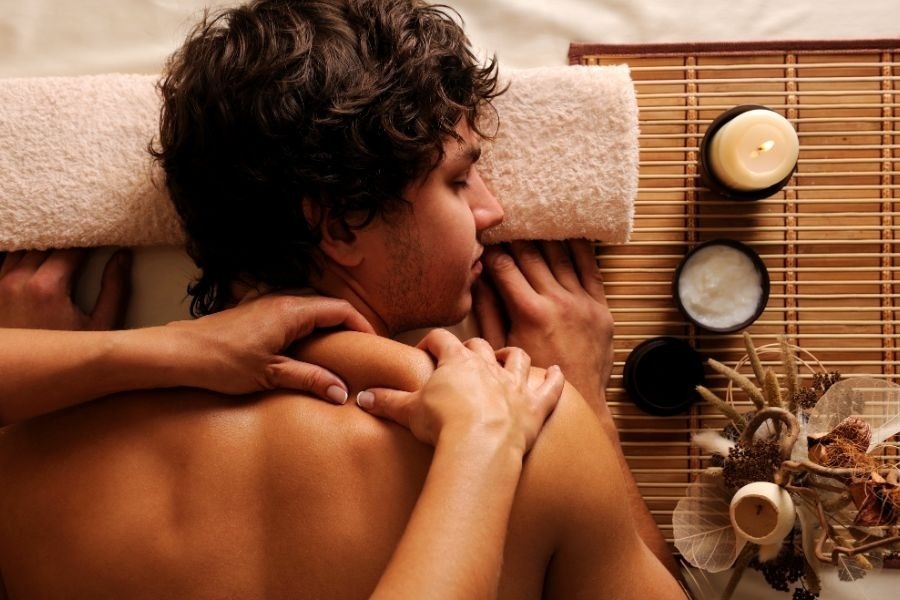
[743,331,766,388]
[708,357,766,409]
[779,335,798,409]
[763,368,783,408]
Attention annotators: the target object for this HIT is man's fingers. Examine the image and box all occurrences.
[483,247,535,312]
[508,241,555,292]
[90,249,133,330]
[11,250,49,274]
[540,241,581,292]
[0,251,24,277]
[270,359,350,405]
[569,239,606,302]
[37,249,90,294]
[355,387,415,428]
[471,278,507,349]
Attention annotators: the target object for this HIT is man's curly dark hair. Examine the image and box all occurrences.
[150,0,501,316]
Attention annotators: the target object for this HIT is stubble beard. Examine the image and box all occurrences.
[376,225,471,336]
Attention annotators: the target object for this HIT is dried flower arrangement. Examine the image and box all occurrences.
[673,332,900,600]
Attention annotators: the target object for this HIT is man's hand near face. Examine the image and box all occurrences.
[473,239,614,417]
[473,238,682,577]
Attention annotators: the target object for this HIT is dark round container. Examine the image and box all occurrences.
[698,104,798,201]
[672,239,770,334]
[623,336,705,416]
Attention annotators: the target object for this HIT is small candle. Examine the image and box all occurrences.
[673,240,769,333]
[707,108,799,192]
[729,481,796,546]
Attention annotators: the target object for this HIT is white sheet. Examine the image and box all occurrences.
[1,1,898,598]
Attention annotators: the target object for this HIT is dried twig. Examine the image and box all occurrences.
[740,407,798,461]
[720,542,756,600]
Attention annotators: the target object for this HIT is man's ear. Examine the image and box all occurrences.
[303,199,365,268]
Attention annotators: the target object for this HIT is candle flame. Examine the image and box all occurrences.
[750,139,775,158]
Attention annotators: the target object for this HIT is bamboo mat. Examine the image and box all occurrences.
[568,39,899,548]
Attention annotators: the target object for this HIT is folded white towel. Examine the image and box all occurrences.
[0,66,636,251]
[480,65,637,245]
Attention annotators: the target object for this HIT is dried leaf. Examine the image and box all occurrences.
[836,552,868,582]
[672,468,746,573]
[807,377,900,450]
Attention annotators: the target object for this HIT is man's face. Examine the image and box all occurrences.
[360,122,504,334]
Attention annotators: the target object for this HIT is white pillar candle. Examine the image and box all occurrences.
[708,109,799,191]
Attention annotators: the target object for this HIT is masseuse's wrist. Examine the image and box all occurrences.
[437,424,527,473]
[107,324,200,392]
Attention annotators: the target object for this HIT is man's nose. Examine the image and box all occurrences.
[470,167,504,231]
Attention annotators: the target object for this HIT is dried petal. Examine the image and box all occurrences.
[849,475,898,526]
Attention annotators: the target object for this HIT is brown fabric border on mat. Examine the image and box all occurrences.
[569,38,900,63]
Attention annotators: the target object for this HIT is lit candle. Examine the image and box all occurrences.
[704,107,799,194]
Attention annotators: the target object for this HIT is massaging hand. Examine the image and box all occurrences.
[0,249,132,330]
[0,249,374,408]
[473,239,614,413]
[358,328,564,454]
[164,292,375,403]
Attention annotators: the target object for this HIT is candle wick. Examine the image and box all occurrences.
[750,139,776,158]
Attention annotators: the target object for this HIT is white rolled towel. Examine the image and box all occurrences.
[0,66,637,251]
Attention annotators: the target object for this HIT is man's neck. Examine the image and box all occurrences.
[308,267,392,338]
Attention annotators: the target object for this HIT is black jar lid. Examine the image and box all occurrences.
[623,336,705,416]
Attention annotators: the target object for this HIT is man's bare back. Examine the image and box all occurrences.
[0,332,681,599]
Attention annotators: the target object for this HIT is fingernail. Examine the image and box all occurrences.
[326,385,348,405]
[356,390,375,409]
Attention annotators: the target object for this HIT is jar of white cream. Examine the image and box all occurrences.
[672,239,770,333]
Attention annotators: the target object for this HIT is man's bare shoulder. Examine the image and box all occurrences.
[505,380,686,600]
[294,330,435,393]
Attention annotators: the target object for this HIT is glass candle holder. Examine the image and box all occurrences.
[698,105,799,200]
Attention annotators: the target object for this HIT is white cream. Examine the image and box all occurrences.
[677,244,763,329]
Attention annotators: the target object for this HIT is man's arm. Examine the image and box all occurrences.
[474,239,681,577]
[513,382,687,599]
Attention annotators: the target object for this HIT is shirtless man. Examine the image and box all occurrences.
[0,0,685,597]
